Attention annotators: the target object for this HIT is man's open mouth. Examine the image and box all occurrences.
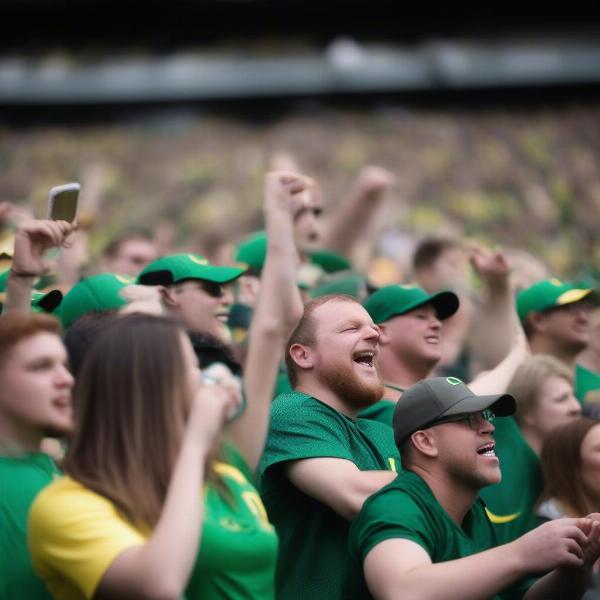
[477,442,496,457]
[353,351,375,368]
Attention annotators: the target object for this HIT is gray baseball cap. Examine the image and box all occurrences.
[392,377,516,447]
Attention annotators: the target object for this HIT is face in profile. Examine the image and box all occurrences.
[580,423,600,502]
[0,332,74,441]
[523,374,581,441]
[106,237,158,278]
[171,280,234,345]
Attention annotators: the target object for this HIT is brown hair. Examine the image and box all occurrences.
[284,294,359,388]
[65,313,223,528]
[0,313,61,367]
[507,354,573,426]
[538,417,600,516]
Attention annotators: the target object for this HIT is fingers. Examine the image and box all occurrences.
[20,219,74,247]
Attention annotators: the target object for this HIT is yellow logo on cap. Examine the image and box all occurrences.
[116,275,134,284]
[446,377,462,385]
[399,284,417,290]
[549,278,564,287]
[188,254,208,266]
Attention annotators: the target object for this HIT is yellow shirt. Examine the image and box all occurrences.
[28,477,146,600]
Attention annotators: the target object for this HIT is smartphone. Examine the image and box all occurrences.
[48,183,80,222]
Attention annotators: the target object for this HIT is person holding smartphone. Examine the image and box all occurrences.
[28,172,310,600]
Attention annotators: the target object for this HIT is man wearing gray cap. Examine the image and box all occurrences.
[344,377,600,600]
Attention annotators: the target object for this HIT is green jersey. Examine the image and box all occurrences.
[575,363,600,405]
[358,400,395,426]
[344,470,532,600]
[259,392,400,600]
[480,416,543,544]
[186,445,278,599]
[1,451,59,600]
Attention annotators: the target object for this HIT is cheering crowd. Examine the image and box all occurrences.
[1,166,600,600]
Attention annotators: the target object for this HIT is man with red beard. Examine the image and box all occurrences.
[259,295,400,600]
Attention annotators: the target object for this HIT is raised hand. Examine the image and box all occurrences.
[11,219,75,276]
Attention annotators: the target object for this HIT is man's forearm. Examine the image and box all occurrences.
[3,271,35,314]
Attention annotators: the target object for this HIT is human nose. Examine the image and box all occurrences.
[478,414,495,434]
[364,324,380,342]
[56,364,74,389]
[569,395,582,415]
[430,316,442,330]
[221,285,234,306]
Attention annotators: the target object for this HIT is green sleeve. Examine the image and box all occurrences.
[260,400,356,476]
[352,491,437,563]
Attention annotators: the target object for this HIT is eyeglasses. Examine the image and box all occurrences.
[175,280,225,298]
[425,409,495,431]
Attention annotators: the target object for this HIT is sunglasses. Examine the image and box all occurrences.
[424,408,495,431]
[175,280,225,298]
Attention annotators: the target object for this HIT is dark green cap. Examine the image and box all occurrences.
[137,253,246,286]
[310,272,369,300]
[59,273,134,329]
[393,376,515,446]
[0,269,62,314]
[516,278,595,323]
[363,284,459,324]
[234,232,267,276]
[309,249,352,274]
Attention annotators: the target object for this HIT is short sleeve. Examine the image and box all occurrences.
[28,479,145,599]
[260,397,355,477]
[351,490,437,563]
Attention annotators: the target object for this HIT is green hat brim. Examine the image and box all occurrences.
[139,265,244,286]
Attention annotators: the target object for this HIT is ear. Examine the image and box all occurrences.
[410,430,439,458]
[527,312,548,335]
[288,343,315,370]
[378,323,391,346]
[158,286,178,308]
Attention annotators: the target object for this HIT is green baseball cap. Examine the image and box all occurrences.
[393,376,516,447]
[516,278,595,323]
[0,269,62,314]
[309,249,352,274]
[58,273,134,329]
[137,253,246,287]
[235,232,267,276]
[310,272,370,300]
[363,284,459,324]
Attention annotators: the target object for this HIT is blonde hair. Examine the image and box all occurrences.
[508,354,573,426]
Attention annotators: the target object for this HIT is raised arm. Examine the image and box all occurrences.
[364,518,595,600]
[467,245,516,373]
[324,166,395,258]
[227,171,312,471]
[3,219,74,315]
[468,318,528,395]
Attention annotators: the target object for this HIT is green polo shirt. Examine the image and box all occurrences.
[575,363,600,404]
[358,399,395,426]
[259,391,400,600]
[344,470,533,600]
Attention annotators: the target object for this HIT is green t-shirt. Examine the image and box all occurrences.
[344,470,532,600]
[358,399,395,426]
[186,445,278,599]
[480,416,544,545]
[259,392,400,600]
[575,363,600,404]
[1,451,59,600]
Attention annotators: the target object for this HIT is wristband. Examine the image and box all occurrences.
[9,267,41,278]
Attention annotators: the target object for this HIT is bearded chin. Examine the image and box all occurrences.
[321,365,384,410]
